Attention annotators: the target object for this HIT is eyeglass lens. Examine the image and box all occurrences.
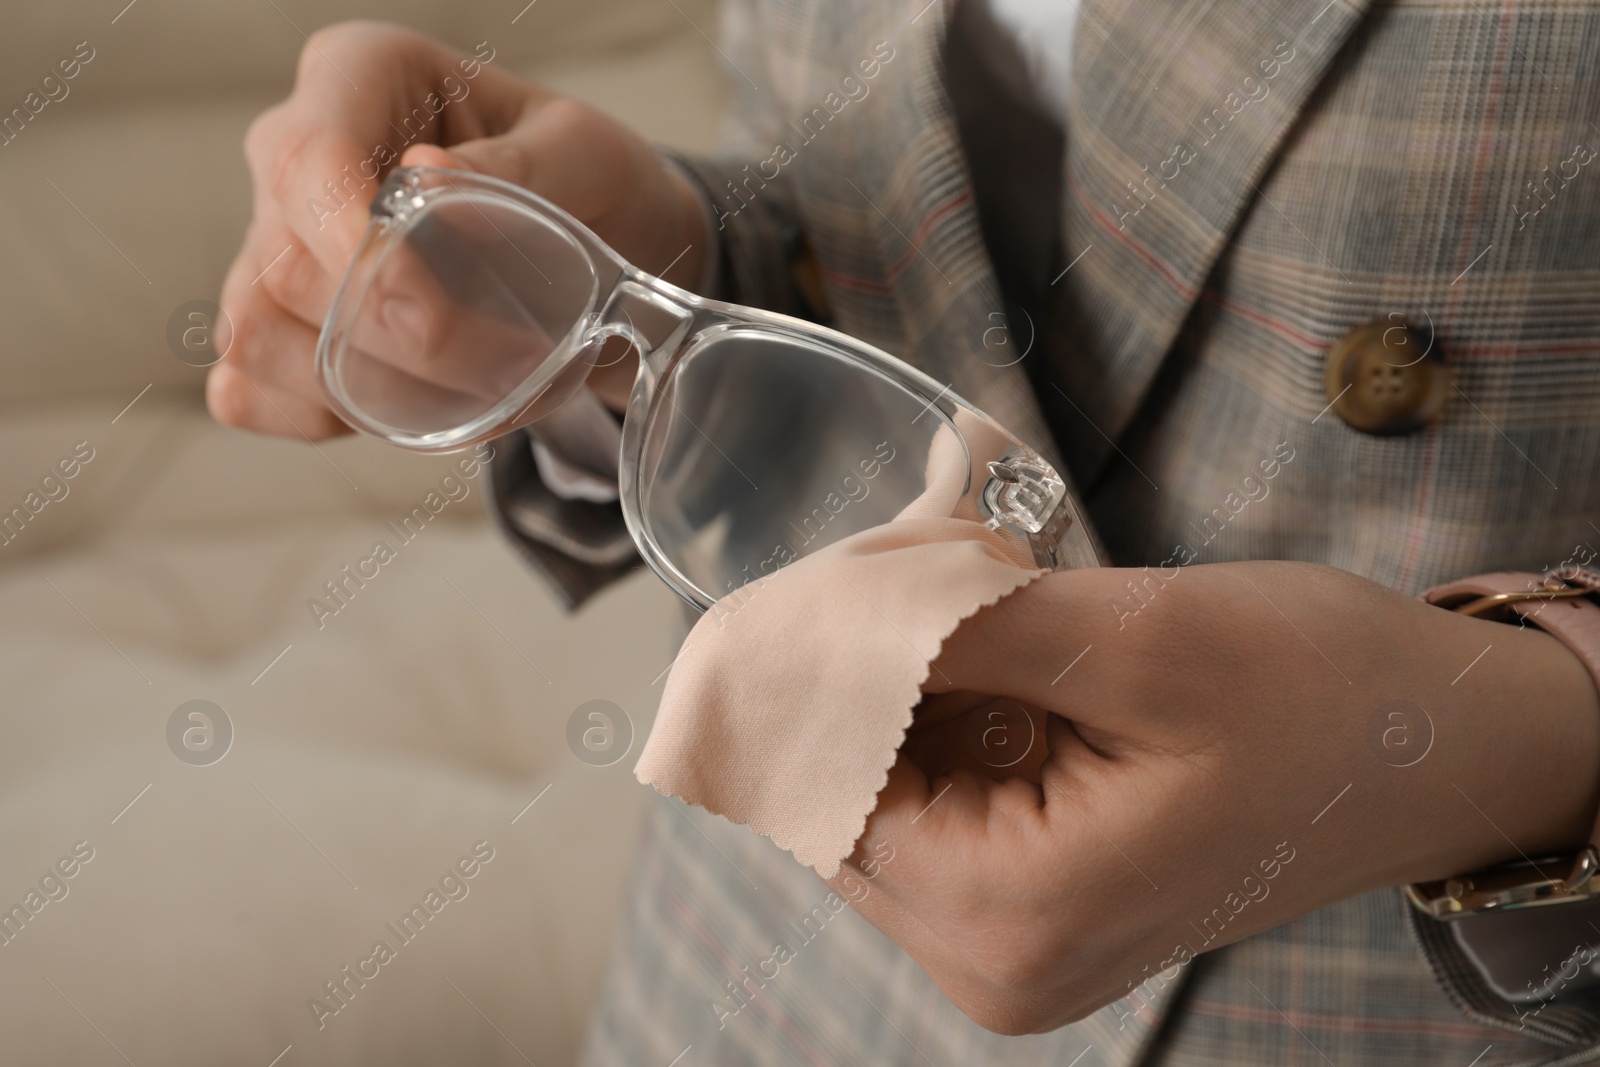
[331,195,598,437]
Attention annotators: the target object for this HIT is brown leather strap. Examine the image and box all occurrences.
[1422,571,1600,849]
[1423,571,1600,692]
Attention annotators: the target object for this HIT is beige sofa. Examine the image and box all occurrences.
[0,2,726,1063]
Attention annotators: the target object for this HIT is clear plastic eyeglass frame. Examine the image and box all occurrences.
[316,166,1098,611]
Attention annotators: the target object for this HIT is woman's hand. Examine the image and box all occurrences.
[209,21,708,437]
[832,560,1600,1034]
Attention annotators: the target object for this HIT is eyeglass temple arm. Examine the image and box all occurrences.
[593,271,1097,573]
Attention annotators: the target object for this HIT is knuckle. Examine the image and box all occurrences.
[242,106,282,169]
[299,22,362,73]
[300,20,412,79]
[301,22,345,57]
[544,98,645,203]
[949,988,1045,1036]
[963,918,1071,995]
[257,241,322,318]
[205,366,254,428]
[540,95,602,137]
[261,123,318,213]
[972,944,1050,995]
[220,301,265,376]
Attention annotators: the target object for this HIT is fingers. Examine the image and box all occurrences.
[250,115,375,279]
[213,288,326,408]
[826,755,947,949]
[207,361,348,439]
[352,209,568,399]
[924,568,1144,722]
[844,751,932,869]
[258,27,469,272]
[254,27,545,283]
[433,95,709,284]
[210,222,349,437]
[902,694,1053,783]
[227,35,576,437]
[825,752,1079,1036]
[844,758,1028,902]
[1038,714,1098,823]
[438,96,632,222]
[245,231,343,331]
[220,229,331,368]
[844,710,1101,911]
[213,20,694,448]
[222,83,366,433]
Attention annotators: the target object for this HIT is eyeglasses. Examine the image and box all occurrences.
[316,166,1097,610]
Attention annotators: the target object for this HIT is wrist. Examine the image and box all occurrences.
[1500,625,1600,850]
[1422,604,1600,882]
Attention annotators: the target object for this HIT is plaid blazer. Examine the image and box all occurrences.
[488,0,1600,1062]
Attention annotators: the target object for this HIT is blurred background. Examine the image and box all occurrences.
[0,1,727,1063]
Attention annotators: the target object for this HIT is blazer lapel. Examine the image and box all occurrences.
[1045,0,1377,485]
[822,0,1377,496]
[802,0,1374,1061]
[808,0,1066,473]
[835,30,1191,1067]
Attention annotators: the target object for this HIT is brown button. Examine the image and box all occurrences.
[1323,318,1451,435]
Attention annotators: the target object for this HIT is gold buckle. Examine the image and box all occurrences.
[1451,577,1593,619]
[1410,566,1600,920]
[1406,846,1600,919]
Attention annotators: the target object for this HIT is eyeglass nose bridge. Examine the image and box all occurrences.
[578,277,696,369]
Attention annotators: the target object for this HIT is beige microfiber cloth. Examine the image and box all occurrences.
[635,418,1050,877]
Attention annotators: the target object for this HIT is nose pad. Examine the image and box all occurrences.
[505,350,597,426]
[530,279,692,426]
[518,320,647,428]
[580,335,643,410]
[588,280,695,360]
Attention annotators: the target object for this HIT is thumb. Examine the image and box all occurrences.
[399,142,475,173]
[400,138,547,195]
[396,100,695,277]
[397,100,643,224]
